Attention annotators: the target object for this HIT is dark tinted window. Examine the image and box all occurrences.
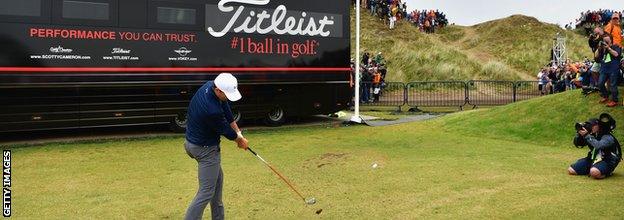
[157,7,195,25]
[0,0,41,16]
[119,1,146,28]
[62,0,109,20]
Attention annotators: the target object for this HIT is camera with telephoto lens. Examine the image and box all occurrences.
[575,113,616,133]
[573,114,616,149]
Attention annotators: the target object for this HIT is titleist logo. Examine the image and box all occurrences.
[208,0,335,38]
[112,48,131,54]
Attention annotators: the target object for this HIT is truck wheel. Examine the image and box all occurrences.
[232,109,242,125]
[169,111,187,133]
[264,106,286,126]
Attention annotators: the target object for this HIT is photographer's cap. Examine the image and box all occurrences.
[214,73,242,101]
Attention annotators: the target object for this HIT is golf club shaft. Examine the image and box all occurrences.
[248,147,307,201]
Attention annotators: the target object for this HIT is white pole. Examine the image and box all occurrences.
[350,0,363,123]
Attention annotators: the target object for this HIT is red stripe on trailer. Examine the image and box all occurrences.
[0,67,351,73]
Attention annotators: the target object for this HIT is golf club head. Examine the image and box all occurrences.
[305,197,316,205]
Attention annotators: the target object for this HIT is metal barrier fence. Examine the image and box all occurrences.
[360,82,406,108]
[467,80,515,106]
[358,80,544,109]
[514,81,542,102]
[406,81,467,108]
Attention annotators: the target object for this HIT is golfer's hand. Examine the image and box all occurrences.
[579,127,589,137]
[236,137,249,150]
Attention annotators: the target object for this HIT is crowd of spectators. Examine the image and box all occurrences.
[354,0,449,32]
[350,52,388,103]
[572,9,624,35]
[408,10,449,33]
[539,23,623,107]
[537,59,594,95]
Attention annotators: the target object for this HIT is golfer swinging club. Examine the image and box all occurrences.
[184,73,248,220]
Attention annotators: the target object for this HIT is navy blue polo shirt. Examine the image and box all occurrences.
[185,81,237,147]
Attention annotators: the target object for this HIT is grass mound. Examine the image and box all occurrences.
[352,10,593,82]
[441,89,624,146]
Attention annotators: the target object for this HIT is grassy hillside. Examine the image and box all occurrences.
[351,10,593,82]
[459,15,592,75]
[441,89,624,147]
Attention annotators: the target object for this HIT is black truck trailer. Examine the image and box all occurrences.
[0,0,351,132]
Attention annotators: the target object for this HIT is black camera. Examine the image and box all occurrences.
[575,113,616,132]
[575,121,593,132]
[600,41,608,47]
[581,86,599,96]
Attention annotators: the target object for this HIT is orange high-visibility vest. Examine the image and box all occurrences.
[373,73,381,83]
[605,22,622,47]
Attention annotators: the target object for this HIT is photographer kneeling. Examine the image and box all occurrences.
[568,114,622,179]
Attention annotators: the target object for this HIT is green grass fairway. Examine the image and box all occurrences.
[11,91,624,219]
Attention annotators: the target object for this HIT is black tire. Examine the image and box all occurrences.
[232,109,242,126]
[264,106,286,126]
[169,111,188,133]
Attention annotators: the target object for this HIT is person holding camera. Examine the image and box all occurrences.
[568,114,622,179]
[595,34,622,107]
[588,27,604,53]
[588,27,604,86]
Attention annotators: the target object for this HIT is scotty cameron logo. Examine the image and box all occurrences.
[49,46,73,53]
[174,47,192,57]
[207,0,335,38]
[111,48,131,54]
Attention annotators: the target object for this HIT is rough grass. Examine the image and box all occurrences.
[351,10,593,82]
[351,9,492,82]
[469,15,592,74]
[10,90,624,219]
[442,89,624,147]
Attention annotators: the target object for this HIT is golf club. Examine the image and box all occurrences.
[247,147,316,205]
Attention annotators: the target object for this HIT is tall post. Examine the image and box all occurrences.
[350,0,363,123]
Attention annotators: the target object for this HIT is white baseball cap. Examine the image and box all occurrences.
[214,73,242,101]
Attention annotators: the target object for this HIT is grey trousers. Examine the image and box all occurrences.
[184,142,224,220]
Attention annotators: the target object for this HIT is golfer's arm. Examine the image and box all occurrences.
[222,102,235,124]
[230,121,241,134]
[223,106,241,138]
[210,115,238,141]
